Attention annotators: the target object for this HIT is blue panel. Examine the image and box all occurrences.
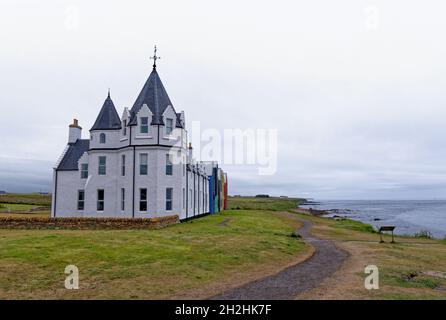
[209,176,215,214]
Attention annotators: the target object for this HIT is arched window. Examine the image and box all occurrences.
[100,133,106,144]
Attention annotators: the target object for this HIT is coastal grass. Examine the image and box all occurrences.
[0,212,50,218]
[331,218,377,234]
[0,194,51,217]
[0,208,307,299]
[0,193,51,206]
[228,196,304,211]
[0,202,50,218]
[1,195,443,300]
[0,203,43,213]
[293,210,446,300]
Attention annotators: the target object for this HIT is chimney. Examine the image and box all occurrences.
[68,118,82,143]
[188,142,193,161]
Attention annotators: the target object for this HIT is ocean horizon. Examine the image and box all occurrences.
[299,199,446,239]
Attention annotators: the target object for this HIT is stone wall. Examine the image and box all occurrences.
[0,215,179,230]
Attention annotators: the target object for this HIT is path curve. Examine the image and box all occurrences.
[211,214,348,300]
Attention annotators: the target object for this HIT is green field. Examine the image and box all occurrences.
[1,194,444,300]
[228,196,304,211]
[0,193,51,218]
[0,193,51,206]
[0,201,307,299]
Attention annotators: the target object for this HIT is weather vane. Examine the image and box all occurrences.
[150,45,161,68]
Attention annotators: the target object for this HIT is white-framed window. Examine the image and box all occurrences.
[140,117,149,134]
[166,118,173,135]
[166,188,173,211]
[100,133,106,144]
[140,188,147,212]
[97,189,104,211]
[80,163,88,179]
[77,190,85,210]
[140,153,148,175]
[98,156,106,175]
[121,188,125,211]
[165,154,173,175]
[121,154,126,176]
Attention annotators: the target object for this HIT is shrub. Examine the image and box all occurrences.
[290,232,301,239]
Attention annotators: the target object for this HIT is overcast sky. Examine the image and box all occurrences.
[1,0,446,199]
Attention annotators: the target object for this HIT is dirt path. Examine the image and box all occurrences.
[211,214,348,300]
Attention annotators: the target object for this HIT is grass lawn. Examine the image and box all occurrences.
[293,211,446,300]
[228,196,304,211]
[0,193,51,206]
[0,194,51,217]
[0,208,308,299]
[1,194,443,300]
[0,203,50,218]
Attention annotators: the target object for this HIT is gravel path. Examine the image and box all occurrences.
[211,214,348,300]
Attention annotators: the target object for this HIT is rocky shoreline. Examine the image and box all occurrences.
[297,204,361,220]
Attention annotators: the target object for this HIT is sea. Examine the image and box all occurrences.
[299,200,446,239]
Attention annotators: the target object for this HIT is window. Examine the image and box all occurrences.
[166,188,173,211]
[140,188,147,212]
[121,188,125,211]
[77,190,85,210]
[166,154,173,175]
[190,189,192,208]
[183,188,185,209]
[80,163,88,179]
[166,118,173,135]
[121,155,126,176]
[140,117,149,134]
[122,120,127,135]
[98,156,106,175]
[100,133,106,144]
[140,153,148,175]
[97,189,104,211]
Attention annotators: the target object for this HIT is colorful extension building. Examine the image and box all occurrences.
[202,163,228,214]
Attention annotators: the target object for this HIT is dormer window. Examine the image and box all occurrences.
[99,133,106,144]
[166,118,173,135]
[140,117,149,134]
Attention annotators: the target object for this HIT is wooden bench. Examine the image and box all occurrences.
[378,226,396,243]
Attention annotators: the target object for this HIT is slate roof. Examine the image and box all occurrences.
[90,93,122,131]
[176,113,184,128]
[129,68,183,128]
[57,139,90,171]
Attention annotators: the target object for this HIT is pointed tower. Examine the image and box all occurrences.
[128,47,183,128]
[90,91,122,131]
